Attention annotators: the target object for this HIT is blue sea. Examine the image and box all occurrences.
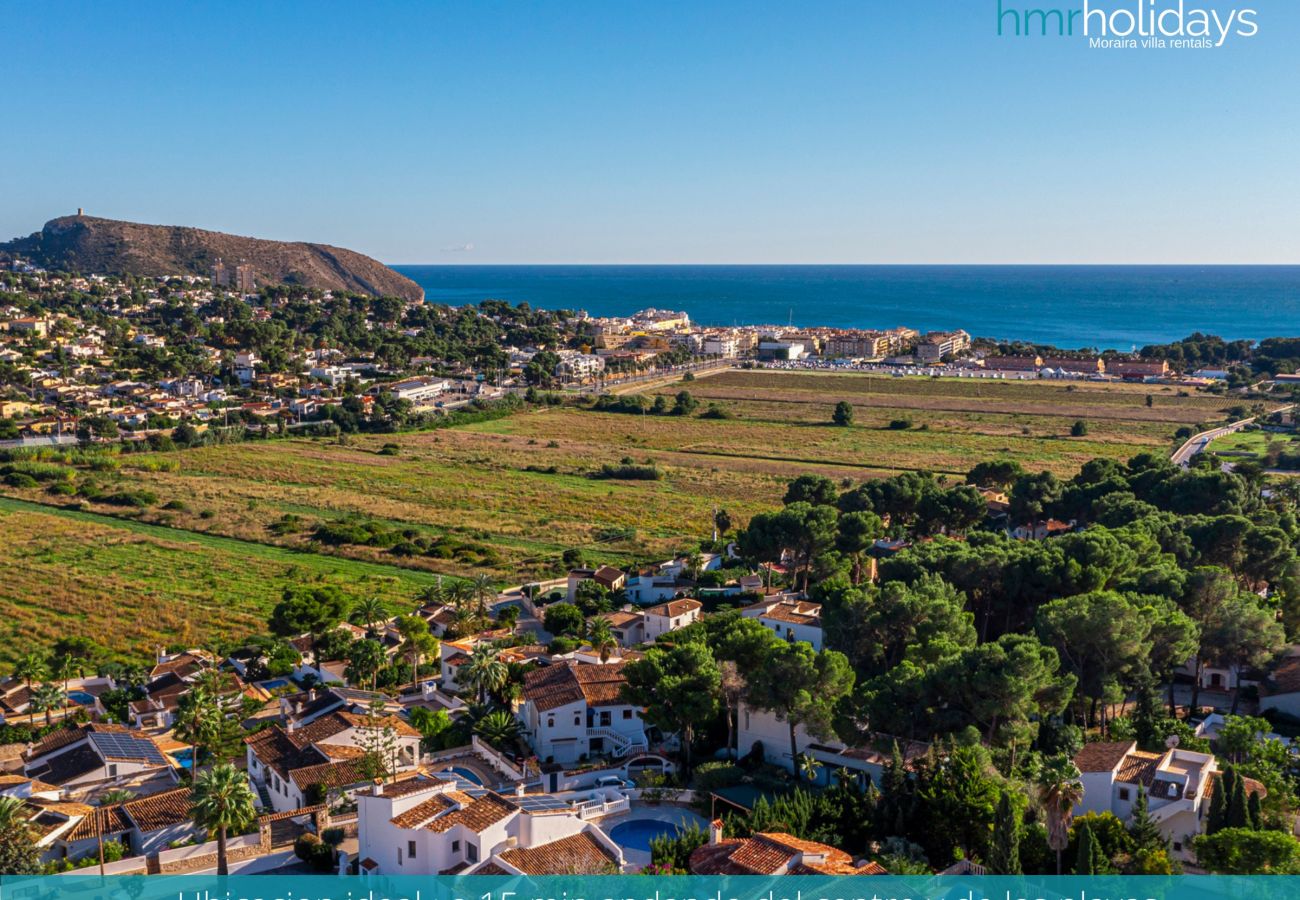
[393,265,1300,350]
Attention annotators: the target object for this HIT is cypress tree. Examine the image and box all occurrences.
[1227,768,1250,830]
[988,791,1022,875]
[1128,785,1166,852]
[1206,775,1228,835]
[1132,671,1164,751]
[1074,822,1100,875]
[1248,789,1263,831]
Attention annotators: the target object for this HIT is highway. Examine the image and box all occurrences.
[1170,405,1294,467]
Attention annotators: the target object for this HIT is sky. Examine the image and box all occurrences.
[2,0,1297,264]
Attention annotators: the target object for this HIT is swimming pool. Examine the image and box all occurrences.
[172,748,196,769]
[259,678,291,691]
[441,766,483,785]
[67,690,97,706]
[608,819,682,853]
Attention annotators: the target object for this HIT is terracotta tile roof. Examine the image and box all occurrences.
[690,832,868,876]
[244,726,324,778]
[600,611,644,629]
[317,744,368,760]
[1115,750,1163,786]
[498,830,619,874]
[1264,649,1300,696]
[123,787,193,833]
[425,791,517,833]
[644,599,702,618]
[288,757,372,792]
[390,792,460,828]
[26,723,128,760]
[1073,741,1134,773]
[523,661,628,711]
[287,712,354,747]
[471,862,510,875]
[336,710,420,738]
[1205,770,1268,801]
[374,773,453,800]
[760,601,822,626]
[64,803,132,841]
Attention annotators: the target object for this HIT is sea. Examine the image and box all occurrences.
[392,265,1300,351]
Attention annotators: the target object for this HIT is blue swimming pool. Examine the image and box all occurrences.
[441,766,483,785]
[67,690,97,706]
[609,819,682,853]
[172,748,196,769]
[259,678,290,691]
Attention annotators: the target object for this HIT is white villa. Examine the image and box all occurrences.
[518,662,647,765]
[356,774,623,875]
[1073,740,1266,861]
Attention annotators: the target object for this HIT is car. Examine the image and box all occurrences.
[593,775,634,790]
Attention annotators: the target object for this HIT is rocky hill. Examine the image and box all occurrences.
[1,214,423,301]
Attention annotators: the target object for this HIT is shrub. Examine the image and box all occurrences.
[4,472,38,488]
[1071,420,1089,437]
[888,418,913,430]
[593,463,661,480]
[692,761,744,790]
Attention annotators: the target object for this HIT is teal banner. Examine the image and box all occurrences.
[3,876,1300,900]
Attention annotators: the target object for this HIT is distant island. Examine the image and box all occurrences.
[0,212,424,301]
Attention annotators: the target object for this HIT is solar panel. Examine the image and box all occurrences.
[514,794,570,811]
[88,731,167,766]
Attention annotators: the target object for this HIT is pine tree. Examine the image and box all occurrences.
[879,740,912,838]
[1128,785,1167,852]
[1074,822,1100,875]
[1248,789,1263,831]
[1227,768,1250,830]
[1206,775,1228,835]
[988,791,1022,875]
[1131,671,1165,751]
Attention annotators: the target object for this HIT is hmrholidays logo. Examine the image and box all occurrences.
[997,0,1259,48]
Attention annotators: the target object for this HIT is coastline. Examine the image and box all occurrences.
[392,264,1300,350]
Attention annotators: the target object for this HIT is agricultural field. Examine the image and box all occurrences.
[0,368,1237,656]
[0,496,438,666]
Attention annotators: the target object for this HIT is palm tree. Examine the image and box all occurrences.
[797,753,823,783]
[396,615,438,688]
[190,763,258,877]
[12,652,48,689]
[718,660,745,760]
[587,617,617,664]
[471,574,497,619]
[1036,754,1084,875]
[353,597,388,636]
[0,794,38,874]
[98,789,136,806]
[474,709,521,750]
[461,647,508,704]
[52,655,77,694]
[30,683,65,727]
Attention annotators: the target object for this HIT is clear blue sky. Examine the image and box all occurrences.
[3,1,1297,264]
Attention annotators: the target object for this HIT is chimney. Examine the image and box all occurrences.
[372,778,384,796]
[286,718,297,734]
[709,819,724,845]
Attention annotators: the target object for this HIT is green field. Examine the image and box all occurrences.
[0,496,439,666]
[0,368,1235,658]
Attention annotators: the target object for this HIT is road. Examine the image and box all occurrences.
[1170,404,1294,467]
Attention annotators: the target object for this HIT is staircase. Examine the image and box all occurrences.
[588,727,648,759]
